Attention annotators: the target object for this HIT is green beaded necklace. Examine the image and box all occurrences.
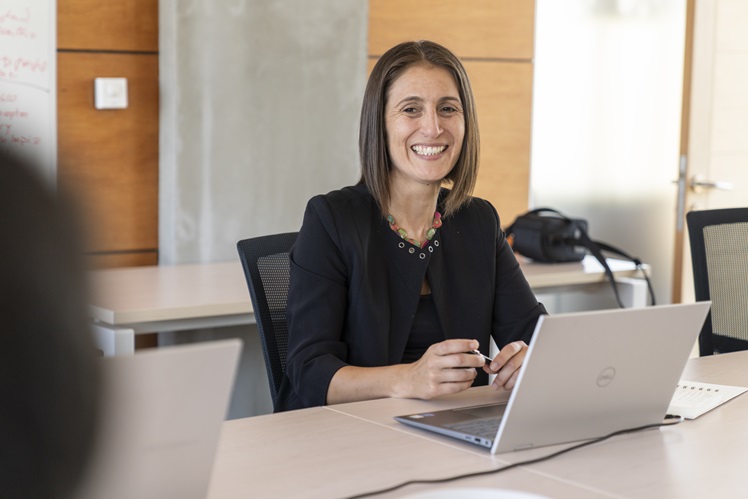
[386,211,442,249]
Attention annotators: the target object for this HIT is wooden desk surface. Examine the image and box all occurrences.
[89,256,646,327]
[207,352,748,498]
[89,261,250,325]
[207,406,603,499]
[517,254,648,288]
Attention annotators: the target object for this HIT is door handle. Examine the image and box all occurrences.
[690,175,733,193]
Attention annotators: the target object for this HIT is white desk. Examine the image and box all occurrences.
[89,256,649,355]
[207,352,748,498]
[89,262,253,355]
[519,254,650,309]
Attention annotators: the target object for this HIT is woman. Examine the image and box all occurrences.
[277,40,546,411]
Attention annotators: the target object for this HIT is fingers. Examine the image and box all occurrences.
[427,339,485,369]
[503,370,521,391]
[439,364,479,383]
[411,363,478,400]
[431,338,479,356]
[411,339,486,399]
[485,341,525,372]
[421,367,478,399]
[485,341,528,391]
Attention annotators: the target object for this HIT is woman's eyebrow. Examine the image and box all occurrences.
[439,96,462,106]
[394,95,461,107]
[394,96,423,107]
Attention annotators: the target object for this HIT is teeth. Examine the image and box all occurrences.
[411,145,446,156]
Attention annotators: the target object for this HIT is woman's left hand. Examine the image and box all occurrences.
[482,340,528,391]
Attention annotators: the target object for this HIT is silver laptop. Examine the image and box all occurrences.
[77,339,242,499]
[395,303,711,454]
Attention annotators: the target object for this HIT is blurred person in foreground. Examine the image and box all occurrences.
[0,152,101,498]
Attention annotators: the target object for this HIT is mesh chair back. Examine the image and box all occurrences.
[237,232,297,407]
[687,208,748,356]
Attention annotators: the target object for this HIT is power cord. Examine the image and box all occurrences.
[345,415,684,499]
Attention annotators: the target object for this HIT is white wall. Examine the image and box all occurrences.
[531,0,687,310]
[159,0,365,266]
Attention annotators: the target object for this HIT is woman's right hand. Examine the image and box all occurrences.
[396,339,486,399]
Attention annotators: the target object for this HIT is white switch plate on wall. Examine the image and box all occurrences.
[94,77,128,109]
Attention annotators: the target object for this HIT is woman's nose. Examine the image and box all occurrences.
[420,109,443,137]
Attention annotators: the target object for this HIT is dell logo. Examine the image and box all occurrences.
[597,367,616,387]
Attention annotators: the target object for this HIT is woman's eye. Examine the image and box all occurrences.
[441,106,458,113]
[402,107,419,114]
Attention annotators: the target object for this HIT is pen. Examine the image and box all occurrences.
[469,350,493,365]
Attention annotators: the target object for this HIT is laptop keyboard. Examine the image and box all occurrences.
[445,418,501,440]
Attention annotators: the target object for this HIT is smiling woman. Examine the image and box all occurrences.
[360,41,479,220]
[277,40,547,413]
[384,63,465,203]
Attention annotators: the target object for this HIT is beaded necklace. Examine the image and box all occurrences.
[386,211,442,249]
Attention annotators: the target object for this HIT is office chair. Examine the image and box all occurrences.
[237,232,297,409]
[687,208,748,356]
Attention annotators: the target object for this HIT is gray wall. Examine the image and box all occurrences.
[160,0,366,265]
[158,0,368,418]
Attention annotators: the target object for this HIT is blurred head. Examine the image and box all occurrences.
[359,40,480,217]
[0,153,100,498]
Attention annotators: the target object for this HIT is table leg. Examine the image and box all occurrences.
[90,324,135,356]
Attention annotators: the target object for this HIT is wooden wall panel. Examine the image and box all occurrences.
[58,0,159,268]
[58,0,158,52]
[369,0,534,60]
[467,61,533,225]
[57,52,159,254]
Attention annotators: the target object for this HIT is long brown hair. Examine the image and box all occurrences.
[359,40,480,217]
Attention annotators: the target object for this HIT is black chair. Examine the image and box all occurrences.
[687,208,748,356]
[237,232,297,409]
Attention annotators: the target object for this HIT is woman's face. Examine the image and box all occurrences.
[384,63,465,190]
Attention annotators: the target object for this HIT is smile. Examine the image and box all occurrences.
[411,145,447,156]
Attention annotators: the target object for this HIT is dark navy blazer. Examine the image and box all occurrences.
[276,184,546,411]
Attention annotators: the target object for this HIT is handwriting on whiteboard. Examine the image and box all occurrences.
[0,3,54,172]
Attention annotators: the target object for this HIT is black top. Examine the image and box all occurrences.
[401,294,444,364]
[277,184,546,411]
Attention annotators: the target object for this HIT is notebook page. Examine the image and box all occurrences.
[667,381,748,419]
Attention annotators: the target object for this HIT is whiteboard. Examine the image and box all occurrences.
[0,0,56,179]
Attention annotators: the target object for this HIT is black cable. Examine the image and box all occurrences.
[344,416,684,499]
